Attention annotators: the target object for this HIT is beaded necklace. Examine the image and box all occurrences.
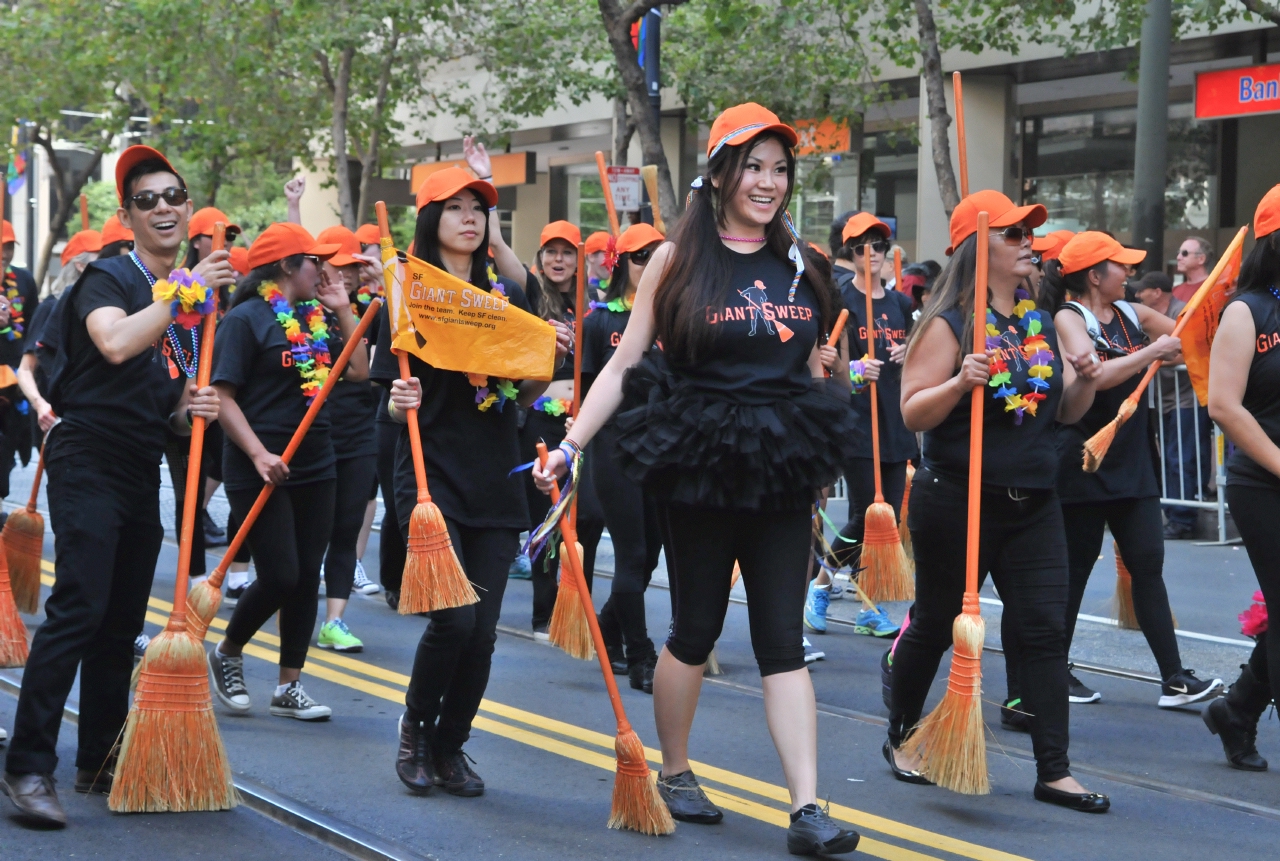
[1268,284,1280,304]
[467,266,517,412]
[985,287,1054,424]
[130,251,196,377]
[0,268,23,341]
[258,281,333,404]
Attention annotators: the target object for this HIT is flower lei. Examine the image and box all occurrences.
[351,281,382,319]
[849,359,869,394]
[153,268,215,329]
[0,268,23,341]
[589,296,633,313]
[467,267,517,412]
[1240,590,1268,638]
[531,396,571,416]
[985,288,1053,424]
[258,281,333,404]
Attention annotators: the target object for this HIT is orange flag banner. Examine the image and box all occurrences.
[1179,226,1246,406]
[381,243,556,382]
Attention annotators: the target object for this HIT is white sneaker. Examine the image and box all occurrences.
[269,681,331,721]
[0,726,7,742]
[353,562,381,595]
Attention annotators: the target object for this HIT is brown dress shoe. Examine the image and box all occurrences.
[2,772,67,827]
[395,714,433,793]
[74,766,113,795]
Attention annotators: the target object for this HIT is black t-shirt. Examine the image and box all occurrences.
[526,269,576,383]
[922,305,1064,489]
[329,299,379,458]
[24,296,59,399]
[46,255,184,465]
[212,294,343,491]
[370,276,532,529]
[1057,304,1157,503]
[675,247,820,403]
[581,303,630,395]
[372,305,396,428]
[0,266,40,369]
[841,280,918,463]
[1226,292,1280,489]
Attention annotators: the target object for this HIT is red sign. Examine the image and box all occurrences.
[1195,63,1280,120]
[794,119,852,156]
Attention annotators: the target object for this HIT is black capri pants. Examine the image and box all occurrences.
[834,458,908,565]
[324,454,377,602]
[377,419,406,593]
[657,502,812,676]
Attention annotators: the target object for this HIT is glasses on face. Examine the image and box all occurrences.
[1177,248,1201,257]
[853,240,890,256]
[990,226,1031,244]
[128,186,189,211]
[629,248,653,264]
[302,254,321,266]
[223,227,241,244]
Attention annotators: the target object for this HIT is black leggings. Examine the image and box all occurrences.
[404,517,518,755]
[377,421,405,593]
[593,422,661,662]
[165,432,207,577]
[657,502,811,676]
[1225,484,1280,702]
[225,481,336,669]
[833,459,908,565]
[324,454,377,602]
[891,467,1071,782]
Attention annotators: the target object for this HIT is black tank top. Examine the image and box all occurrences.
[841,281,918,462]
[1226,291,1280,489]
[1057,304,1158,503]
[673,247,820,404]
[922,304,1064,488]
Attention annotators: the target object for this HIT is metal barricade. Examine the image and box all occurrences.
[1148,363,1231,543]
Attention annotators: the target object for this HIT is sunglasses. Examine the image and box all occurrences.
[853,240,890,256]
[128,186,189,211]
[629,248,653,264]
[1177,249,1201,257]
[990,226,1031,244]
[302,254,322,266]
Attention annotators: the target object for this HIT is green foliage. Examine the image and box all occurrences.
[81,181,120,233]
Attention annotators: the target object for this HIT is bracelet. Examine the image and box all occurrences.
[479,174,493,181]
[387,400,399,419]
[559,439,582,460]
[185,408,194,429]
[489,205,498,213]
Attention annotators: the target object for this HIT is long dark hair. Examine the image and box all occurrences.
[1238,231,1280,296]
[652,131,835,365]
[1038,258,1109,313]
[231,255,305,309]
[905,234,978,365]
[604,252,634,303]
[413,191,492,288]
[183,241,201,270]
[532,245,576,322]
[98,240,132,259]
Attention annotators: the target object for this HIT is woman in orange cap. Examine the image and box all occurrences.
[207,222,368,723]
[580,222,665,692]
[533,103,861,854]
[375,166,570,797]
[97,214,134,258]
[584,230,613,297]
[1204,184,1280,771]
[0,218,41,497]
[890,190,1109,812]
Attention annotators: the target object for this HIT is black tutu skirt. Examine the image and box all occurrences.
[613,354,863,511]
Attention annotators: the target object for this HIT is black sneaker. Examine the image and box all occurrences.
[385,590,399,611]
[880,648,893,711]
[224,585,246,609]
[133,633,150,660]
[787,803,860,856]
[202,509,228,546]
[269,681,332,721]
[1158,669,1223,708]
[1000,697,1031,732]
[433,749,484,797]
[396,713,434,793]
[656,769,723,823]
[629,652,657,694]
[1068,669,1101,704]
[208,647,251,711]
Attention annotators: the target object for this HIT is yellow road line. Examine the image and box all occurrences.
[44,564,1030,861]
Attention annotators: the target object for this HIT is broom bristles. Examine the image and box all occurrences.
[859,501,915,602]
[608,728,675,835]
[3,509,44,614]
[899,467,914,561]
[108,629,237,812]
[398,499,478,614]
[549,541,595,660]
[0,549,29,668]
[900,609,988,795]
[1083,399,1135,473]
[187,579,223,643]
[1110,541,1175,630]
[703,647,722,676]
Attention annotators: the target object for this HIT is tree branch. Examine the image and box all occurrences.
[1240,0,1280,26]
[356,22,403,226]
[914,0,961,216]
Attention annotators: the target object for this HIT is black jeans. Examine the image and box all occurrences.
[165,430,207,577]
[404,517,519,755]
[1226,484,1280,700]
[834,458,908,564]
[657,503,811,676]
[324,454,377,602]
[6,448,163,775]
[377,421,405,593]
[891,467,1072,782]
[225,481,335,669]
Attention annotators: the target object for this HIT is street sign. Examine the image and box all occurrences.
[606,166,642,213]
[1195,62,1280,120]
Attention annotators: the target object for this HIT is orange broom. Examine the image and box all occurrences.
[4,440,46,614]
[900,212,992,795]
[899,462,915,560]
[595,152,623,238]
[1111,539,1175,630]
[539,442,674,834]
[953,72,969,198]
[110,234,235,812]
[548,241,594,660]
[0,537,29,667]
[858,246,913,602]
[188,296,384,640]
[1082,224,1248,472]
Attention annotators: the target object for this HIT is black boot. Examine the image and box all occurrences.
[396,713,434,792]
[598,596,627,674]
[629,651,658,694]
[1203,663,1270,771]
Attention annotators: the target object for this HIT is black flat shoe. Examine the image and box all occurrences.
[1033,781,1110,813]
[882,739,933,785]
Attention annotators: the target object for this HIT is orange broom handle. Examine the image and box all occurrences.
[953,72,968,199]
[595,152,622,237]
[966,213,990,598]
[80,194,89,231]
[573,242,585,417]
[827,308,849,347]
[25,443,44,514]
[865,246,884,502]
[539,442,633,730]
[398,351,430,504]
[893,246,903,295]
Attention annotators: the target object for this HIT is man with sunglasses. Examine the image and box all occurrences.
[1172,236,1212,303]
[1,145,234,828]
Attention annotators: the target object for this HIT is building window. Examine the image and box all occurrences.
[565,169,612,235]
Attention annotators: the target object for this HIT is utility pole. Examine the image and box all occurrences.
[1131,0,1171,273]
[640,8,661,226]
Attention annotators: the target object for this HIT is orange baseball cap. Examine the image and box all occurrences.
[616,223,664,255]
[247,223,341,270]
[415,166,498,211]
[188,206,241,240]
[540,220,582,249]
[1057,231,1146,275]
[100,215,134,245]
[354,223,381,246]
[114,144,183,203]
[1,220,14,245]
[707,103,798,158]
[947,190,1047,255]
[808,242,830,260]
[841,212,892,243]
[316,225,362,267]
[1032,229,1075,261]
[60,230,103,266]
[1255,184,1280,239]
[229,246,250,275]
[584,231,611,255]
